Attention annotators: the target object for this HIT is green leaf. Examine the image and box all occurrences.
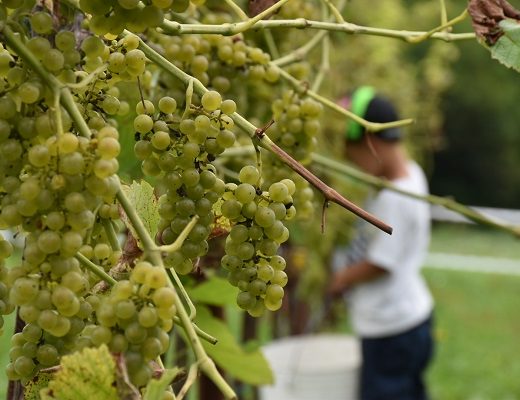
[196,307,273,385]
[143,368,182,400]
[489,19,520,72]
[40,345,118,400]
[188,276,239,306]
[121,180,159,247]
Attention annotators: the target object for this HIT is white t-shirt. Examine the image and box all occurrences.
[333,161,433,338]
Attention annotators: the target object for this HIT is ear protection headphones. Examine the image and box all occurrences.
[346,86,375,141]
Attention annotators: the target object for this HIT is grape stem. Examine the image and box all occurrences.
[75,253,118,286]
[116,189,235,398]
[135,34,393,235]
[160,13,475,42]
[101,219,121,252]
[176,362,199,400]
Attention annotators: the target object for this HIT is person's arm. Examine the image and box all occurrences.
[327,260,388,296]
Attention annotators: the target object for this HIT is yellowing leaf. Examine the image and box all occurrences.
[40,345,117,400]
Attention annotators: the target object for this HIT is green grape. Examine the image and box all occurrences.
[42,49,65,72]
[216,129,235,148]
[269,182,289,202]
[14,356,35,377]
[36,344,59,366]
[141,337,162,360]
[114,299,136,320]
[108,52,126,73]
[220,99,236,115]
[254,207,275,228]
[144,268,167,289]
[138,306,158,328]
[91,326,112,346]
[237,242,255,260]
[229,224,249,243]
[101,96,120,115]
[264,297,283,311]
[109,333,128,353]
[27,144,51,168]
[158,96,177,114]
[0,96,16,120]
[221,255,242,271]
[55,31,76,51]
[38,310,58,331]
[257,264,274,281]
[134,140,153,160]
[125,321,148,344]
[201,90,222,112]
[280,178,296,195]
[272,270,288,287]
[221,199,242,219]
[248,279,267,296]
[151,131,171,150]
[31,11,53,34]
[18,82,40,104]
[152,287,175,309]
[136,100,155,115]
[236,291,256,310]
[134,114,154,134]
[97,137,121,159]
[234,183,256,204]
[239,166,260,185]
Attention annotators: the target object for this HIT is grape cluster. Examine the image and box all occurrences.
[82,262,176,387]
[0,236,14,332]
[78,0,192,36]
[220,166,293,317]
[133,91,237,274]
[155,32,279,95]
[0,28,124,381]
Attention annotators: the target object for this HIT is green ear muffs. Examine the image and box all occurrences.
[346,86,375,141]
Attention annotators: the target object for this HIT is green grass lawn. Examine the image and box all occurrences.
[0,223,519,399]
[424,268,520,400]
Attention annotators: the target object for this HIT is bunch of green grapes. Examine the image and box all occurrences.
[0,236,14,332]
[78,0,194,36]
[133,91,237,274]
[82,262,176,387]
[155,32,279,96]
[219,166,293,317]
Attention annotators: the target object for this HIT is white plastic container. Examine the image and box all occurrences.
[260,334,361,400]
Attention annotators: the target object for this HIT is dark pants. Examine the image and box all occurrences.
[360,315,434,400]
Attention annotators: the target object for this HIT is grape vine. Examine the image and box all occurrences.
[0,0,487,399]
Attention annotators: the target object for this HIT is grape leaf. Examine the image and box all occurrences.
[120,180,159,248]
[187,276,239,306]
[196,307,274,385]
[40,345,117,400]
[143,368,182,400]
[24,370,53,400]
[468,0,520,71]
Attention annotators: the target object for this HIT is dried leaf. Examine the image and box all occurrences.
[248,0,280,17]
[468,0,520,44]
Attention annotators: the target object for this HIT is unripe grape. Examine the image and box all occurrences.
[201,91,222,111]
[134,114,154,134]
[238,166,260,185]
[31,11,53,34]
